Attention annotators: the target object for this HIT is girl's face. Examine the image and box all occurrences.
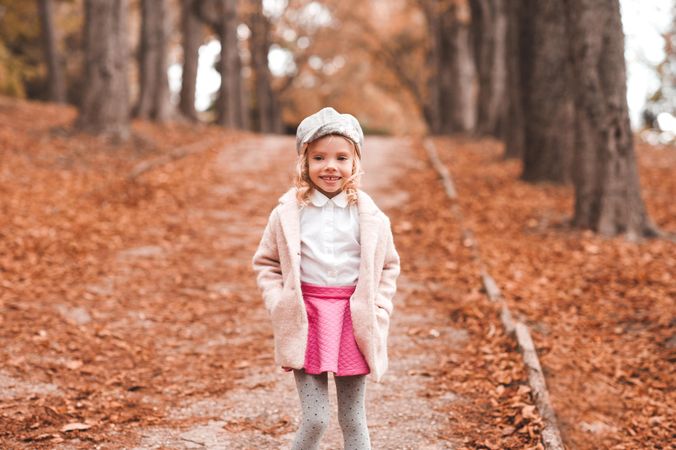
[306,135,355,198]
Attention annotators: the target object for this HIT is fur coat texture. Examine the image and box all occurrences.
[252,188,400,382]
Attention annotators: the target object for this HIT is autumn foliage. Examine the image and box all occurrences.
[0,98,674,449]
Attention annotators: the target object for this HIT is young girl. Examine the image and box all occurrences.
[252,107,400,450]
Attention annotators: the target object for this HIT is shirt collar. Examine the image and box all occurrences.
[310,190,349,208]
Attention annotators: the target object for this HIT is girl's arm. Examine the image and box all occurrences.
[252,209,284,314]
[375,221,400,315]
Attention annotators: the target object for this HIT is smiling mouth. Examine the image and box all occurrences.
[320,176,341,182]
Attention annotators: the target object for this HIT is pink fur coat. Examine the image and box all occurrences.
[252,188,400,382]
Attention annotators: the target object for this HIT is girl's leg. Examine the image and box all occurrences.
[335,374,371,450]
[291,369,330,450]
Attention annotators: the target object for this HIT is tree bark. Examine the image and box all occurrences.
[503,0,523,159]
[238,40,249,131]
[135,0,171,121]
[77,0,130,141]
[179,0,202,121]
[250,2,282,133]
[216,0,243,128]
[38,0,66,103]
[423,1,441,134]
[440,2,475,133]
[520,0,574,182]
[424,1,475,134]
[565,0,656,238]
[190,0,245,128]
[469,0,507,137]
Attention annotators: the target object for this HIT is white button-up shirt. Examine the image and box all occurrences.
[299,190,361,286]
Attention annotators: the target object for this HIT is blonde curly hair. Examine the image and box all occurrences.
[294,134,363,206]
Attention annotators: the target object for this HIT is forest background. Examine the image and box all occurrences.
[1,0,674,139]
[3,0,674,236]
[0,0,674,449]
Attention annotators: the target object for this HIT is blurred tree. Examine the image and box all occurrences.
[249,0,283,133]
[194,0,245,128]
[313,0,454,134]
[422,0,442,132]
[77,0,130,141]
[134,0,171,121]
[179,0,203,121]
[37,0,66,103]
[45,1,84,106]
[217,0,244,128]
[1,1,81,101]
[519,0,573,183]
[422,0,475,134]
[0,1,44,98]
[565,0,656,238]
[503,0,522,158]
[265,0,331,127]
[0,45,27,99]
[469,0,506,137]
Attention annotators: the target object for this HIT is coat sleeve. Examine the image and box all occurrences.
[252,208,284,314]
[375,219,400,316]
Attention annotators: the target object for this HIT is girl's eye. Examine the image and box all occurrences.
[313,156,323,160]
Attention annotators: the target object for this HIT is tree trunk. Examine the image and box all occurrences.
[216,0,243,128]
[238,39,249,131]
[77,0,130,141]
[503,0,523,159]
[423,1,441,134]
[423,1,475,135]
[440,2,475,133]
[250,2,281,133]
[38,0,66,103]
[520,0,574,182]
[565,0,656,238]
[270,93,283,133]
[469,0,507,137]
[250,11,270,133]
[179,0,202,121]
[135,0,171,121]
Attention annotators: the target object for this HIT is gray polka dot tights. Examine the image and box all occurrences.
[291,369,371,450]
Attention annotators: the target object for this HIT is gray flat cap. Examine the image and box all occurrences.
[295,107,364,156]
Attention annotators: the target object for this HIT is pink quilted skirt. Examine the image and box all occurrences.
[282,282,370,376]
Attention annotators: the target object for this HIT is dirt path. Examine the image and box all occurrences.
[1,105,543,450]
[132,136,466,449]
[6,101,669,449]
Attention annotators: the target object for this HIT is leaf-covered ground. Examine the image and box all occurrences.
[0,97,672,449]
[432,136,675,449]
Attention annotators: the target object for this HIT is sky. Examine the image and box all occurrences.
[167,0,675,130]
[620,0,673,127]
